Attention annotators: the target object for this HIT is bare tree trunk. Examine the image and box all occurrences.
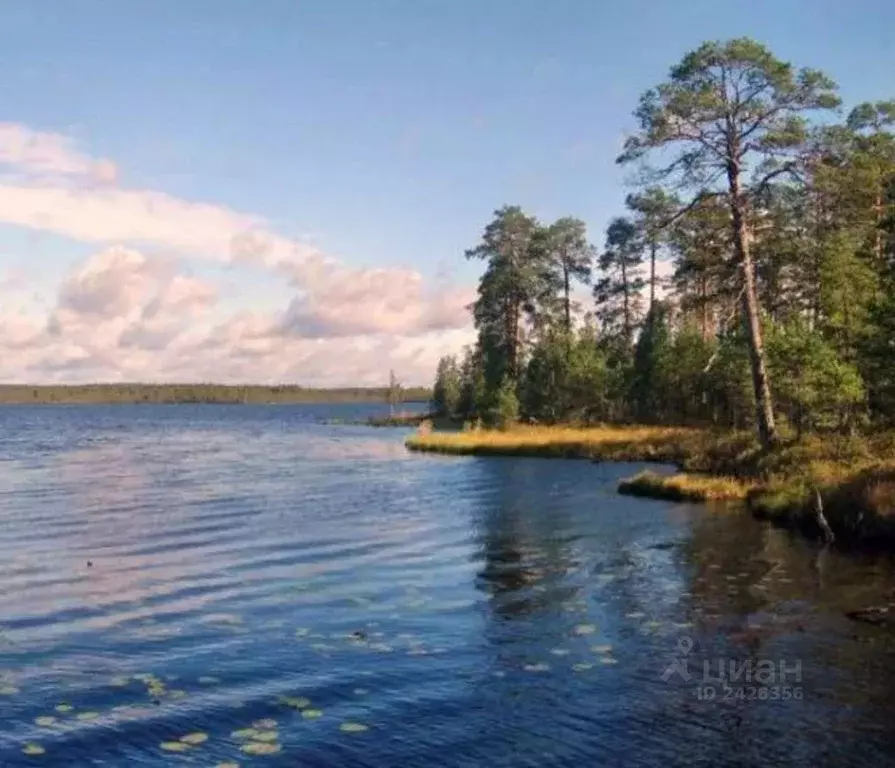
[620,256,631,345]
[813,487,835,544]
[728,165,779,449]
[649,240,657,314]
[700,275,709,340]
[563,263,572,357]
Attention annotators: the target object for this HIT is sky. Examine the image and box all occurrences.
[0,0,893,386]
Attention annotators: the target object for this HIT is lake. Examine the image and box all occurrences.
[1,404,895,766]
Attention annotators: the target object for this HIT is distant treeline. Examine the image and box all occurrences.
[0,384,431,405]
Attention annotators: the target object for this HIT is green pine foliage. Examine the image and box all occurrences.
[430,38,895,436]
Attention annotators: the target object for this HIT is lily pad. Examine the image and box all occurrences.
[241,742,281,755]
[590,644,613,654]
[550,648,571,657]
[625,612,645,619]
[523,663,550,672]
[216,763,240,768]
[160,741,191,752]
[302,708,323,719]
[0,685,20,695]
[109,676,130,687]
[600,656,619,665]
[54,704,73,714]
[76,712,99,721]
[251,731,279,743]
[180,732,208,745]
[339,722,369,733]
[22,743,45,756]
[231,728,263,740]
[572,662,595,672]
[572,624,597,636]
[34,716,57,727]
[279,696,310,709]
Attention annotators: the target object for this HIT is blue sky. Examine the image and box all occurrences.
[0,0,893,384]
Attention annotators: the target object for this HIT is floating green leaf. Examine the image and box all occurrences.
[231,728,263,740]
[241,742,281,755]
[302,709,323,719]
[54,704,73,714]
[180,732,208,745]
[572,624,597,636]
[600,656,619,665]
[339,722,369,733]
[252,731,278,743]
[550,648,570,657]
[572,662,595,672]
[0,685,20,695]
[160,741,191,752]
[278,696,310,709]
[22,743,45,756]
[76,712,99,721]
[34,717,56,727]
[590,644,613,654]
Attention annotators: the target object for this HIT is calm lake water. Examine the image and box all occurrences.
[1,404,895,766]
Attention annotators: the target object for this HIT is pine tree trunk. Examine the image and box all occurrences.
[563,264,572,357]
[620,256,631,345]
[728,166,779,449]
[649,240,657,314]
[563,265,572,335]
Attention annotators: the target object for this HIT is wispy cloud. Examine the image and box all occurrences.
[0,122,474,384]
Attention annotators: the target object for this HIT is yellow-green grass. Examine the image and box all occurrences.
[618,471,754,503]
[406,425,895,547]
[405,425,710,463]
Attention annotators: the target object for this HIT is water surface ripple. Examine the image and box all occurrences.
[1,405,895,766]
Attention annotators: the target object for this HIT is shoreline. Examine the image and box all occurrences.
[0,383,430,406]
[406,425,895,550]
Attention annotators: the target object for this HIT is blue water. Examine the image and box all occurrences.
[1,404,895,766]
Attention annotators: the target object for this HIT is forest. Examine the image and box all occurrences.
[430,39,895,449]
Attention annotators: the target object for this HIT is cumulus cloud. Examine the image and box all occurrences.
[278,266,473,338]
[44,246,219,361]
[0,123,474,384]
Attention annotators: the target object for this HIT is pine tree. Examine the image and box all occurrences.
[619,37,840,448]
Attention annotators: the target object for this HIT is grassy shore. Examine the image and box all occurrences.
[617,471,754,502]
[406,425,895,548]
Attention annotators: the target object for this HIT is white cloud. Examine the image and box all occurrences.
[0,123,118,183]
[0,123,475,384]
